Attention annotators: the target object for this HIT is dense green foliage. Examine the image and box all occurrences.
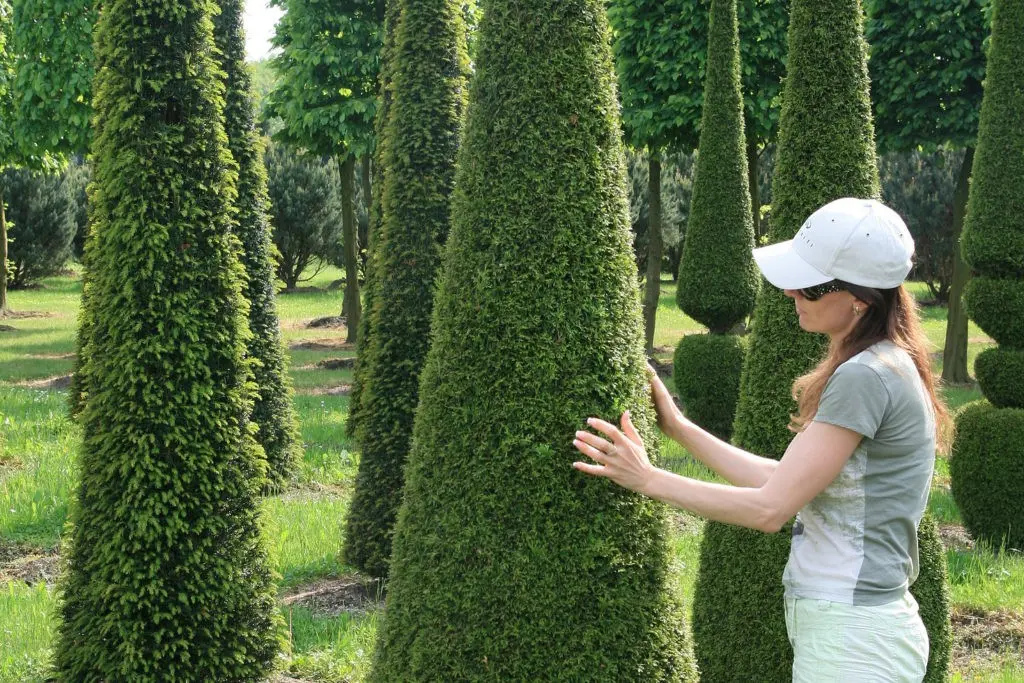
[913,513,953,683]
[10,0,95,159]
[879,150,962,303]
[674,334,746,440]
[0,167,75,287]
[952,401,1024,549]
[265,143,343,290]
[953,0,1024,550]
[0,0,12,161]
[695,0,947,679]
[347,0,400,445]
[214,0,300,488]
[866,0,989,154]
[676,0,758,334]
[627,149,691,276]
[342,0,469,579]
[368,1,695,679]
[53,0,282,677]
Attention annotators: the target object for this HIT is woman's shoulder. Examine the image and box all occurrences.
[840,341,919,395]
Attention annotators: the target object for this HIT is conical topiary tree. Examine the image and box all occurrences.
[673,0,759,441]
[952,0,1024,550]
[53,0,282,678]
[214,0,300,489]
[367,0,696,679]
[691,0,949,680]
[341,0,469,579]
[347,0,399,445]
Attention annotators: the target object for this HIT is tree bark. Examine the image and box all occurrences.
[359,154,372,270]
[0,185,8,314]
[643,150,662,356]
[942,147,975,385]
[747,133,762,241]
[339,156,361,342]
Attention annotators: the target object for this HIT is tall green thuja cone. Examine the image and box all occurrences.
[953,0,1024,550]
[368,0,696,679]
[674,0,758,442]
[346,0,400,444]
[341,0,470,579]
[693,0,947,679]
[53,0,282,678]
[214,0,300,489]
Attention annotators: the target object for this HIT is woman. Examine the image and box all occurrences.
[573,197,952,682]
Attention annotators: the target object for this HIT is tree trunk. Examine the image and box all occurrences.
[747,133,762,241]
[339,156,361,343]
[0,185,8,314]
[643,150,662,356]
[359,155,372,270]
[942,147,975,385]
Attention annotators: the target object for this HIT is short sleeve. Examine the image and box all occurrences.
[813,362,889,439]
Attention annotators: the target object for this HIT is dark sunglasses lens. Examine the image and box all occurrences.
[800,281,842,300]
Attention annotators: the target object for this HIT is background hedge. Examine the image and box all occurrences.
[214,0,300,490]
[342,0,469,579]
[693,0,949,679]
[952,0,1024,550]
[367,0,696,679]
[53,0,282,677]
[0,167,76,288]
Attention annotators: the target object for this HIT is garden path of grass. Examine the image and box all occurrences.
[1,269,1021,681]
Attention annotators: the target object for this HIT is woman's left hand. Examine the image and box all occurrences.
[573,411,657,493]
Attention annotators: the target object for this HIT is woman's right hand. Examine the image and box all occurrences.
[647,363,686,440]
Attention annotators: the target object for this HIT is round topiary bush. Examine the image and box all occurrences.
[974,347,1024,409]
[673,333,746,441]
[962,275,1024,347]
[951,401,1024,550]
[366,0,696,679]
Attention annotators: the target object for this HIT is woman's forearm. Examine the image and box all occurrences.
[639,467,784,533]
[670,417,779,488]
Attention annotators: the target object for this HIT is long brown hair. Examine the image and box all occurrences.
[790,284,953,454]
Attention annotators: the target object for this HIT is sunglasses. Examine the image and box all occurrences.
[798,280,846,301]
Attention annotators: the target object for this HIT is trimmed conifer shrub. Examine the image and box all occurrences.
[341,0,469,579]
[952,0,1024,550]
[0,167,76,288]
[693,0,949,679]
[214,0,300,489]
[673,0,757,446]
[347,0,400,444]
[913,512,952,683]
[675,0,758,335]
[673,333,746,441]
[53,0,282,678]
[367,0,696,678]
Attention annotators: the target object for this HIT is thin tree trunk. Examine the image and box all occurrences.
[339,156,361,343]
[359,155,372,270]
[942,147,975,385]
[643,150,662,356]
[0,185,8,314]
[746,133,762,240]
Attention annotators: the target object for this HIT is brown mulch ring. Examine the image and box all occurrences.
[281,575,384,618]
[306,315,347,329]
[294,384,352,396]
[16,373,74,390]
[940,523,975,552]
[289,338,354,351]
[0,542,60,585]
[316,358,356,370]
[649,356,673,379]
[952,607,1024,674]
[0,309,54,320]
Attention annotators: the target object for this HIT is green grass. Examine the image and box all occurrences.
[1,270,1022,681]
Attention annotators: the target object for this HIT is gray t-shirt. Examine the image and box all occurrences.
[782,340,936,606]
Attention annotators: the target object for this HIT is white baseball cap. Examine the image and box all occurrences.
[752,197,914,290]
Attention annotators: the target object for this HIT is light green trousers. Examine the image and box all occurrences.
[784,591,929,682]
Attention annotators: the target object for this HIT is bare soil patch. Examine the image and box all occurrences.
[940,523,975,552]
[24,352,76,360]
[316,358,355,370]
[0,542,60,585]
[16,374,74,390]
[281,575,384,618]
[289,338,354,352]
[295,384,352,396]
[0,309,54,320]
[307,315,347,329]
[953,607,1024,674]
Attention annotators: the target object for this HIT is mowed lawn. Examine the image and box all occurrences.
[1,269,1023,682]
